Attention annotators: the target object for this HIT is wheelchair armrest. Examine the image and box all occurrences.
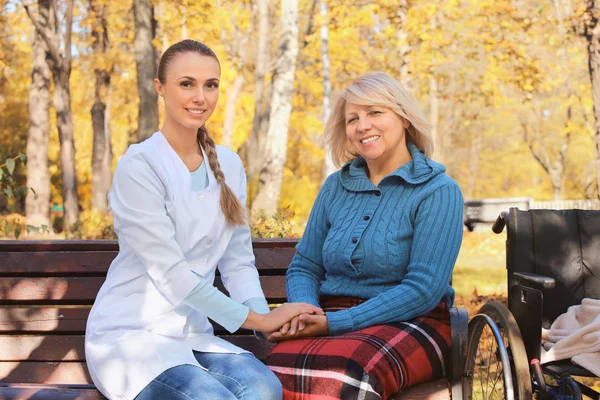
[513,272,555,290]
[492,211,509,234]
[448,306,468,382]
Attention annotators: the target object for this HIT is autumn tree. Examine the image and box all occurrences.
[25,0,51,227]
[251,0,299,216]
[217,1,254,148]
[585,0,600,199]
[245,0,271,180]
[90,0,113,212]
[24,0,80,228]
[133,0,159,141]
[320,0,335,181]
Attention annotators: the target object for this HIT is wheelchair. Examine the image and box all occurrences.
[463,208,600,400]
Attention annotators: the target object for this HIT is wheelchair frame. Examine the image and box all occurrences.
[462,208,600,400]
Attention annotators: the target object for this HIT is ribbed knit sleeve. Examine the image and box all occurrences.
[326,183,464,335]
[285,177,333,307]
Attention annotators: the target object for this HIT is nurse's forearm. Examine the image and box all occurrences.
[183,280,249,333]
[242,310,266,331]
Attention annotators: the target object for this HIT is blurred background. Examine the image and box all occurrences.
[1,0,600,305]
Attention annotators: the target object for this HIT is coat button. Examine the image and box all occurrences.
[352,238,357,244]
[363,216,370,221]
[375,192,381,197]
[198,194,205,201]
[206,239,213,247]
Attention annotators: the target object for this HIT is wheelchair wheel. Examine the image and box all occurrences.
[463,301,532,400]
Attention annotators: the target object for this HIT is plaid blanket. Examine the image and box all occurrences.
[265,297,451,400]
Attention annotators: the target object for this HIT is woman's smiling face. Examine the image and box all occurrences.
[344,102,409,164]
[155,52,221,133]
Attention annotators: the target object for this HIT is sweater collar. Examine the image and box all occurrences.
[339,142,446,192]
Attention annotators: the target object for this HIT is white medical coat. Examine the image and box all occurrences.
[85,132,266,400]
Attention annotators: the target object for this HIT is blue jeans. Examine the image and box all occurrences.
[135,352,282,400]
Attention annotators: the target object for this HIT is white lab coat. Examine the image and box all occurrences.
[85,132,266,400]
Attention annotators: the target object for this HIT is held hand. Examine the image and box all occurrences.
[268,314,329,342]
[279,308,325,334]
[242,302,322,333]
[280,315,302,336]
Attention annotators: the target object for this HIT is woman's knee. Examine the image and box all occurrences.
[135,364,237,400]
[243,366,282,400]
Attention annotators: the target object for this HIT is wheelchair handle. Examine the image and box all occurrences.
[492,211,509,234]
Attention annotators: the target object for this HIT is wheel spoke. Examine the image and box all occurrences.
[465,304,531,400]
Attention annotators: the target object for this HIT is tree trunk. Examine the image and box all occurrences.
[25,0,51,229]
[320,0,335,181]
[585,0,600,199]
[429,74,441,162]
[90,0,112,212]
[247,0,270,179]
[54,66,79,226]
[397,0,410,87]
[251,0,299,217]
[133,0,159,142]
[221,74,246,148]
[25,0,79,229]
[429,13,442,163]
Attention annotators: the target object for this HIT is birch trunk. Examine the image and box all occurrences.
[221,75,246,148]
[251,0,299,217]
[429,13,442,163]
[320,0,335,180]
[397,0,410,87]
[25,0,51,229]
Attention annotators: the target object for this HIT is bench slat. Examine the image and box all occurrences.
[0,307,89,333]
[0,276,287,304]
[0,385,105,400]
[0,247,296,276]
[0,239,299,252]
[0,361,93,384]
[0,308,254,335]
[0,373,449,400]
[0,335,274,362]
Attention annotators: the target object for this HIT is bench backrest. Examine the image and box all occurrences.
[0,239,298,386]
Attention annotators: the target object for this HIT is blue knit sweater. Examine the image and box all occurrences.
[286,143,464,335]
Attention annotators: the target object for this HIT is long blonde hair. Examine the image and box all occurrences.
[158,40,245,226]
[325,72,434,168]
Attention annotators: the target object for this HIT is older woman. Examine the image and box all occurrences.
[265,72,464,400]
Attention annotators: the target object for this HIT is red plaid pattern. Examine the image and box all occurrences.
[265,297,451,400]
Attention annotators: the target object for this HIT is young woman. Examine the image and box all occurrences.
[265,72,464,399]
[85,40,321,400]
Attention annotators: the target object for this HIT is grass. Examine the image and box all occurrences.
[453,230,507,299]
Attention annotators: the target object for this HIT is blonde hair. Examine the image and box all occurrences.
[325,71,433,168]
[197,127,246,226]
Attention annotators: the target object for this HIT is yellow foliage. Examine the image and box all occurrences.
[1,0,598,240]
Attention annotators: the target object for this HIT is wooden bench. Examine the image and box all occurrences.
[0,239,467,400]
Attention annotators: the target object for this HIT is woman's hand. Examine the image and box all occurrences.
[268,314,329,342]
[242,302,323,333]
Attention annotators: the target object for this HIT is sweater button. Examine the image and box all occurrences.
[363,215,370,221]
[352,238,358,244]
[375,191,381,197]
